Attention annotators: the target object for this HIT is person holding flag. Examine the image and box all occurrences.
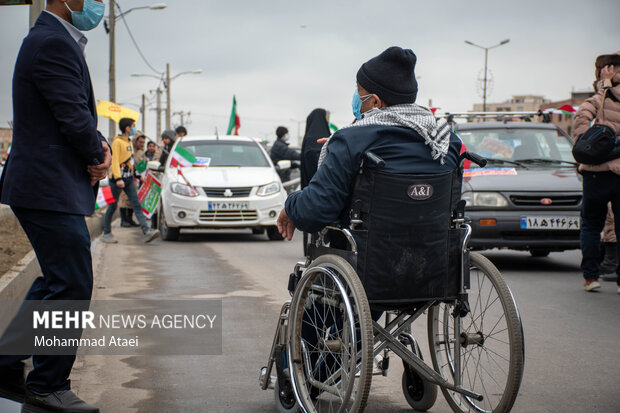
[101,118,159,244]
[117,132,148,227]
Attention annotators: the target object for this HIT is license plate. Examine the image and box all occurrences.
[520,216,580,230]
[207,202,249,211]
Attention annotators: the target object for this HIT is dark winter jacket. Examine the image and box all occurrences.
[285,124,463,232]
[270,139,300,182]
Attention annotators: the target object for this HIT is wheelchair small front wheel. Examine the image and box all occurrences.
[274,378,300,413]
[288,254,373,413]
[428,252,524,413]
[401,366,438,411]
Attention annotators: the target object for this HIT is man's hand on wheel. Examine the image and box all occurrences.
[277,208,296,241]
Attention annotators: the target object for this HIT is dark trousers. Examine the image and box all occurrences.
[0,207,93,393]
[580,172,620,282]
[103,177,149,234]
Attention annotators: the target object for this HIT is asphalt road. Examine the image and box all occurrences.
[4,225,619,413]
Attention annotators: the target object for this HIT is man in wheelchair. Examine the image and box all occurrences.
[266,47,523,413]
[277,46,463,242]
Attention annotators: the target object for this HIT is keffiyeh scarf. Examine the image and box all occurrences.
[318,103,451,166]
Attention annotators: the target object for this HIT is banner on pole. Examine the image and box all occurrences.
[137,171,162,219]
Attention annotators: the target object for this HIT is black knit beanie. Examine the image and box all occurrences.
[356,46,418,105]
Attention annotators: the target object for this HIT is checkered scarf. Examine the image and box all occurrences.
[318,103,451,166]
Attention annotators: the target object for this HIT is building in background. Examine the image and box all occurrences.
[472,95,551,113]
[540,91,594,137]
[0,127,12,158]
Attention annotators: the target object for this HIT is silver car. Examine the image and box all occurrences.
[456,121,581,256]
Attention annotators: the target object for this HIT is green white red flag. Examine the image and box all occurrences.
[94,186,115,210]
[170,145,197,168]
[137,171,162,219]
[226,95,240,135]
[543,105,578,114]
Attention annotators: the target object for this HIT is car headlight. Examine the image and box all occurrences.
[462,191,508,207]
[256,182,280,196]
[170,182,199,197]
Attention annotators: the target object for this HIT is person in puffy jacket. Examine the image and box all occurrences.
[573,51,620,293]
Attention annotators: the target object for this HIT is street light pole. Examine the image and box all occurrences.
[156,88,162,141]
[29,0,45,28]
[464,39,510,112]
[141,94,146,132]
[106,2,167,138]
[134,67,201,131]
[166,63,171,130]
[483,48,488,112]
[109,0,116,138]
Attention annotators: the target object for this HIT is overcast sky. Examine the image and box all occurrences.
[1,0,619,144]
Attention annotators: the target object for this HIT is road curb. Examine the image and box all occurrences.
[0,207,106,304]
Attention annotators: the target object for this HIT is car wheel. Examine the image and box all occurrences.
[159,208,180,241]
[529,249,550,257]
[252,227,265,235]
[266,226,284,241]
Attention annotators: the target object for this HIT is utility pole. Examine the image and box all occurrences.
[165,63,171,130]
[483,48,488,112]
[109,0,116,139]
[29,0,45,28]
[156,88,162,141]
[141,94,146,133]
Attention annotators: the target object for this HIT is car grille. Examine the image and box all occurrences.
[199,210,258,222]
[509,194,582,207]
[203,187,253,198]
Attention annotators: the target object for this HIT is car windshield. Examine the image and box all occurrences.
[457,127,575,164]
[178,140,270,167]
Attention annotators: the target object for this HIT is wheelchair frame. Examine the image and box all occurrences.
[260,156,524,413]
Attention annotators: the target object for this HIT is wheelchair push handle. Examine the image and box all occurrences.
[461,151,487,168]
[364,151,386,169]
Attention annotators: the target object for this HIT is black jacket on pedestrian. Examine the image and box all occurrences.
[0,12,106,216]
[159,142,174,167]
[270,139,300,182]
[300,108,331,188]
[285,124,463,233]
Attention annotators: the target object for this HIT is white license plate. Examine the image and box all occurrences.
[520,216,580,230]
[207,201,249,211]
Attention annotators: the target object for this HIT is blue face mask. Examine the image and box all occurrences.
[130,127,137,136]
[352,89,373,120]
[65,0,105,31]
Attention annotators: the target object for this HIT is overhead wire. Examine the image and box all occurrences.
[115,3,163,76]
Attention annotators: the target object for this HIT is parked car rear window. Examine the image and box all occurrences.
[458,128,574,162]
[179,140,270,167]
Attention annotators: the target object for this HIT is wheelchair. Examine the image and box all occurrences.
[260,152,524,413]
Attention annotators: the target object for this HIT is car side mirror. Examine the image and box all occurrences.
[276,160,292,170]
[148,160,164,172]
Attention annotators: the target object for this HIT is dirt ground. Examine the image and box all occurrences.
[0,217,31,277]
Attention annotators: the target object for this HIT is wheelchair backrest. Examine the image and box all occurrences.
[347,166,463,309]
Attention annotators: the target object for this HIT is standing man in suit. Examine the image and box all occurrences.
[0,1,110,412]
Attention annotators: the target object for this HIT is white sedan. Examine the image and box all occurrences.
[155,135,288,241]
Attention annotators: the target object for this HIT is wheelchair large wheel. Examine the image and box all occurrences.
[428,252,524,413]
[288,254,374,413]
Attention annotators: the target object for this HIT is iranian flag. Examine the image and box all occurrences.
[557,104,577,114]
[170,145,197,168]
[94,186,115,210]
[226,95,240,135]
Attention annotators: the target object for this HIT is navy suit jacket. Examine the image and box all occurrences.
[0,11,106,216]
